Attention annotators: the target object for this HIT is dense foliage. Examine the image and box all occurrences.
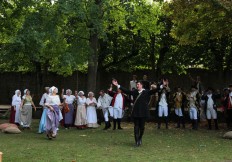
[0,0,232,91]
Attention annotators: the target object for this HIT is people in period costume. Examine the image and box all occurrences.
[10,90,21,125]
[86,92,99,128]
[45,86,62,139]
[148,83,158,109]
[201,88,220,130]
[112,79,157,147]
[141,75,150,90]
[61,89,76,129]
[97,90,113,130]
[19,89,36,129]
[74,91,87,129]
[108,84,127,130]
[173,87,186,128]
[38,87,50,133]
[223,85,232,129]
[157,86,170,129]
[187,86,200,130]
[189,75,204,94]
[129,75,137,90]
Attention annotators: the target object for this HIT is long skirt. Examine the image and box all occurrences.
[15,104,20,124]
[86,106,99,128]
[64,104,74,125]
[9,106,15,124]
[46,105,60,136]
[38,107,48,133]
[20,105,32,127]
[74,105,87,126]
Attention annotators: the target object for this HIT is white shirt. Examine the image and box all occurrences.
[114,93,123,109]
[159,93,168,106]
[97,94,112,108]
[46,95,61,106]
[207,94,214,109]
[64,95,76,104]
[12,95,21,106]
[130,80,137,90]
[77,97,86,105]
[39,93,49,106]
[230,92,232,97]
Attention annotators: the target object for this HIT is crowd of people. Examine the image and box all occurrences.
[8,74,232,147]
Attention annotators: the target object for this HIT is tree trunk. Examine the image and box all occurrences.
[87,33,98,93]
[150,35,156,81]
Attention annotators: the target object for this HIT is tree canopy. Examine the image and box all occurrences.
[0,0,232,91]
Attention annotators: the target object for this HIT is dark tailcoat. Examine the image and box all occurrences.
[119,86,156,118]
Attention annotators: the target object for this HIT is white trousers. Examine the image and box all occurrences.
[206,108,217,119]
[102,106,113,122]
[113,107,123,119]
[158,105,168,117]
[175,108,183,117]
[189,107,198,120]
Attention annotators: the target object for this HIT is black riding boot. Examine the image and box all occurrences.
[207,119,212,130]
[113,119,117,130]
[214,119,219,130]
[134,126,140,147]
[165,117,168,129]
[103,122,108,130]
[138,127,144,146]
[176,117,180,128]
[191,120,194,129]
[181,116,185,128]
[157,117,161,129]
[117,118,123,130]
[193,119,198,130]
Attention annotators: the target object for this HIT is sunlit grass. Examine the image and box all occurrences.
[0,120,232,162]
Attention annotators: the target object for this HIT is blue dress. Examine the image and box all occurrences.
[38,107,47,133]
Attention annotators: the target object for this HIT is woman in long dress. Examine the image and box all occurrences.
[20,89,37,129]
[74,91,87,129]
[86,92,99,128]
[45,86,62,139]
[61,89,76,129]
[10,90,21,125]
[38,87,50,133]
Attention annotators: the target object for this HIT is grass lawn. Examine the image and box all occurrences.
[0,120,232,162]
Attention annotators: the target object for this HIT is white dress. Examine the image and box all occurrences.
[86,97,98,128]
[12,95,21,123]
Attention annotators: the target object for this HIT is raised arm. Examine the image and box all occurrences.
[112,79,135,95]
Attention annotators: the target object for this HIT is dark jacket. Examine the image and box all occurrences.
[119,86,156,118]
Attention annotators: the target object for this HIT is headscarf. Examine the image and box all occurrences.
[49,86,58,95]
[78,91,84,96]
[15,90,21,97]
[66,89,72,95]
[23,89,29,98]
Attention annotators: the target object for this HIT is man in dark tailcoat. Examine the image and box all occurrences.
[112,79,157,147]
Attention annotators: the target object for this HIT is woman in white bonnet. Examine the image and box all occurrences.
[45,86,62,139]
[20,89,36,129]
[86,92,99,128]
[10,90,22,125]
[74,91,87,129]
[38,87,50,133]
[61,89,76,129]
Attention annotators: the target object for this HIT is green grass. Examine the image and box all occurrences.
[0,120,232,162]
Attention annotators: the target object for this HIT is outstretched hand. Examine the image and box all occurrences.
[112,79,118,86]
